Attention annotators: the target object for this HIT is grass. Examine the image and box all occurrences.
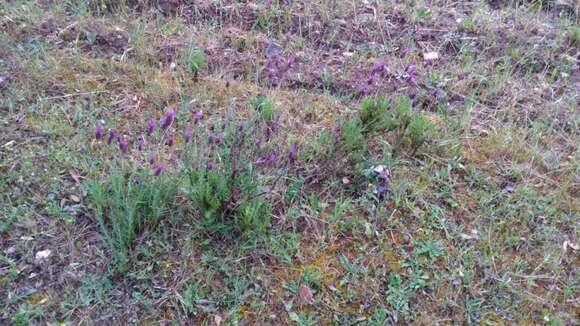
[1,0,578,324]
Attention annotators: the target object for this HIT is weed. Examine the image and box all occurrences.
[358,95,389,133]
[184,43,207,76]
[386,273,413,322]
[86,167,176,270]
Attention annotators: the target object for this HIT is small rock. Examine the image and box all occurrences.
[423,52,439,61]
[0,75,8,89]
[35,249,52,263]
[4,246,16,255]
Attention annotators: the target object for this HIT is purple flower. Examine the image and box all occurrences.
[161,110,176,130]
[405,64,417,83]
[147,152,156,165]
[370,60,385,76]
[147,119,156,135]
[118,137,129,154]
[166,133,175,146]
[238,122,245,132]
[194,110,202,124]
[288,143,297,162]
[400,47,412,59]
[106,129,117,145]
[220,118,228,131]
[206,160,214,171]
[152,164,165,176]
[95,124,104,140]
[266,152,278,167]
[184,128,193,143]
[137,136,145,151]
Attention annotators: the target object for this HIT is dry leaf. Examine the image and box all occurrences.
[298,285,313,304]
[69,169,82,183]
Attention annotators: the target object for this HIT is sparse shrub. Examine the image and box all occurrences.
[251,96,275,122]
[340,117,367,162]
[356,94,433,155]
[182,106,290,236]
[568,25,580,46]
[185,43,206,76]
[358,95,389,133]
[87,99,296,269]
[407,113,434,153]
[86,166,176,271]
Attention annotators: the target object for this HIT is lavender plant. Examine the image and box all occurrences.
[182,101,293,235]
[357,94,434,155]
[87,97,296,262]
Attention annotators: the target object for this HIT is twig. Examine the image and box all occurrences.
[40,91,109,101]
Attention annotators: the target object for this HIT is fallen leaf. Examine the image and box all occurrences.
[69,169,83,183]
[70,195,81,203]
[298,285,313,304]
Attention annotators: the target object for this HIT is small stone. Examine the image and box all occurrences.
[35,249,52,263]
[423,52,439,60]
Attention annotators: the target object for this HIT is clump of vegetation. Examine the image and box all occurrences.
[86,167,176,270]
[184,43,207,76]
[86,99,297,268]
[358,95,389,133]
[183,101,293,235]
[357,94,434,155]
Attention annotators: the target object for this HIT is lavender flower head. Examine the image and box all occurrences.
[184,128,193,143]
[288,143,297,162]
[106,129,117,145]
[152,164,165,176]
[95,123,104,140]
[400,47,412,59]
[206,160,214,171]
[118,137,129,154]
[194,110,202,124]
[370,60,385,76]
[137,136,145,151]
[266,151,278,167]
[147,152,156,165]
[161,110,176,130]
[405,64,417,83]
[220,118,229,131]
[147,119,156,135]
[166,133,175,147]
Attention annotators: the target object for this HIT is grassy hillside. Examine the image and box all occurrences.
[1,1,578,324]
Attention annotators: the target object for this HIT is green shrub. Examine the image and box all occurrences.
[185,43,206,75]
[407,113,433,152]
[355,94,434,155]
[251,96,276,122]
[358,95,389,132]
[182,101,290,236]
[341,118,367,162]
[86,167,176,270]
